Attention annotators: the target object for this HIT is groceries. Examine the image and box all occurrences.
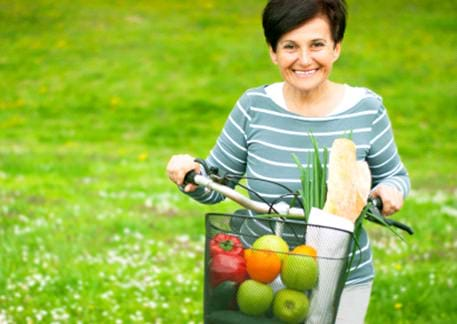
[208,232,318,323]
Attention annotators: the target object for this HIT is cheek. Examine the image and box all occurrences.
[316,51,338,65]
[276,54,297,68]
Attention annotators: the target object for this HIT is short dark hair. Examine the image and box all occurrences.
[262,0,347,52]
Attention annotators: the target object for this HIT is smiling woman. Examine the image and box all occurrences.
[0,0,455,322]
[268,17,343,116]
[166,1,411,323]
[263,0,346,117]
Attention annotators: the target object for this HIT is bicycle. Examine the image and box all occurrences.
[184,164,413,324]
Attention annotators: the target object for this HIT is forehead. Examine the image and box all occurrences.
[279,16,332,43]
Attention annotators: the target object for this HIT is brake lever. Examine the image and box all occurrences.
[366,197,414,235]
[183,159,231,186]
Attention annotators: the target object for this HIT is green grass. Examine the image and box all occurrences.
[0,0,456,323]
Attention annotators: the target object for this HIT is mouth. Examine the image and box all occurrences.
[293,68,318,77]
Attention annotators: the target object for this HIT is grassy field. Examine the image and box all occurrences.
[0,0,456,323]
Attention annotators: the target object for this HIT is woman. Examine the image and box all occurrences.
[167,0,410,322]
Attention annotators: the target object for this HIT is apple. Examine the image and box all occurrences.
[252,234,289,261]
[281,254,318,291]
[273,288,309,323]
[237,279,274,316]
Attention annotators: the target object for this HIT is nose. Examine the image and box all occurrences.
[298,49,312,65]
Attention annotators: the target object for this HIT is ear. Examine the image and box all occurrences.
[332,42,342,62]
[269,46,278,65]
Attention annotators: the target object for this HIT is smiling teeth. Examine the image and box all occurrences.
[295,69,316,76]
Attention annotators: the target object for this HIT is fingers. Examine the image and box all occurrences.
[371,185,404,216]
[166,154,201,190]
[183,183,199,193]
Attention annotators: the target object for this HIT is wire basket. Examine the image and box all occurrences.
[204,212,354,324]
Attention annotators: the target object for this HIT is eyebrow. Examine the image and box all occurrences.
[310,38,327,43]
[279,38,328,45]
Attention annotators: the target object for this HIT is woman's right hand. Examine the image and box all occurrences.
[166,154,201,192]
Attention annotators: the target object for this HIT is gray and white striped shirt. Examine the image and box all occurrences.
[187,83,410,286]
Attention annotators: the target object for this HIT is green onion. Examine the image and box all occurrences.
[291,134,328,218]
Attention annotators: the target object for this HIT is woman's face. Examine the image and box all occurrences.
[269,16,341,94]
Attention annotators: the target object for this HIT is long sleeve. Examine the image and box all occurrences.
[184,93,251,204]
[367,100,410,198]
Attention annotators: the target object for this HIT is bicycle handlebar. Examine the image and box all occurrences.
[185,170,305,217]
[184,170,413,235]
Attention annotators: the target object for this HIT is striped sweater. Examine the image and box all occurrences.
[187,83,410,286]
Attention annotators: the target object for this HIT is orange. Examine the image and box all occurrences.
[291,245,317,260]
[244,248,281,284]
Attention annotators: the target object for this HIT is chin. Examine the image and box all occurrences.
[289,80,325,93]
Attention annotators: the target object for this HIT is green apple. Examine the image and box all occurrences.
[273,289,309,323]
[281,254,318,291]
[237,279,274,316]
[252,234,289,260]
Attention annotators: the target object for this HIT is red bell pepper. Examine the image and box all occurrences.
[210,253,248,287]
[210,233,243,257]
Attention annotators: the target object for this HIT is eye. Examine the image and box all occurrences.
[310,39,327,51]
[311,41,326,49]
[282,42,296,50]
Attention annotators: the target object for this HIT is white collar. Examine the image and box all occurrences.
[265,82,372,116]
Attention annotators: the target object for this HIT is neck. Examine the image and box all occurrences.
[283,81,342,117]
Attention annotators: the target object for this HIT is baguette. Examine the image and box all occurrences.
[355,160,372,203]
[323,139,370,222]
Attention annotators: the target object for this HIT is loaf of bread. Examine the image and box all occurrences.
[323,138,370,222]
[355,160,371,203]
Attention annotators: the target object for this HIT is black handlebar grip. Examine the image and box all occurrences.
[368,196,414,235]
[183,170,197,185]
[370,196,383,210]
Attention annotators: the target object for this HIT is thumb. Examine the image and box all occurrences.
[183,183,197,193]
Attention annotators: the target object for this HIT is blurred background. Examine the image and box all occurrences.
[0,0,456,323]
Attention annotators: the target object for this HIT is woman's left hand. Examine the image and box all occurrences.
[370,185,404,216]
